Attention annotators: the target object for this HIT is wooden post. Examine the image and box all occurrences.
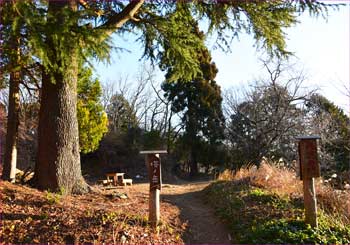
[297,136,321,228]
[303,177,317,227]
[140,150,167,228]
[149,185,160,227]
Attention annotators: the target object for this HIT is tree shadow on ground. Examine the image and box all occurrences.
[2,212,45,221]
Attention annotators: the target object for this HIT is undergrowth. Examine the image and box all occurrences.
[204,161,350,244]
[241,216,350,244]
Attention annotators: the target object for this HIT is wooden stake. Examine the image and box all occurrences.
[140,150,166,228]
[303,177,318,228]
[149,188,160,227]
[297,136,320,228]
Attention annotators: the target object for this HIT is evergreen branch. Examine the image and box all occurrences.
[96,0,144,35]
[78,0,103,17]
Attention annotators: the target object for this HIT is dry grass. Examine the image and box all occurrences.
[316,183,350,224]
[218,160,301,196]
[218,160,350,225]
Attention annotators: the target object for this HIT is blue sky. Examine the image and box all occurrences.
[93,2,350,114]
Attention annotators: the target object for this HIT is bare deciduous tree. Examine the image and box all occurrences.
[224,59,314,168]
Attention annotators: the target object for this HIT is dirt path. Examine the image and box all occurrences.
[159,181,232,244]
[104,180,232,244]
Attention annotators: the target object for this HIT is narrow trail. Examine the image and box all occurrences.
[161,181,232,244]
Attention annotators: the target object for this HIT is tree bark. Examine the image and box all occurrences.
[189,147,198,177]
[188,111,198,177]
[33,0,145,194]
[2,36,21,182]
[2,70,20,182]
[35,68,88,194]
[33,1,88,194]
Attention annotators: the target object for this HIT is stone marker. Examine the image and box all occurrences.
[140,150,167,227]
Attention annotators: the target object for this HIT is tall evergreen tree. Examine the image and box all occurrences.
[162,24,225,176]
[5,0,335,193]
[1,1,32,181]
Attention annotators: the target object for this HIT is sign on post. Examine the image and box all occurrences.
[296,136,321,228]
[140,150,167,228]
[298,138,321,180]
[148,154,162,191]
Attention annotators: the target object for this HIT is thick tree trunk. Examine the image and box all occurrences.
[33,1,88,194]
[35,69,88,194]
[2,71,20,182]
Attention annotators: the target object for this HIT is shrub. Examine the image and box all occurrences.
[217,160,350,223]
[205,160,350,243]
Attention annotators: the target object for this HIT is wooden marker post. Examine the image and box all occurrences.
[296,136,321,228]
[140,150,167,228]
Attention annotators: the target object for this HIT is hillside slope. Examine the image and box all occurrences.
[204,163,350,244]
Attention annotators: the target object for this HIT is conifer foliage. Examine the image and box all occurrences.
[0,0,335,193]
[0,1,35,182]
[162,24,225,176]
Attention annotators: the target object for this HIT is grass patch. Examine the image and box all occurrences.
[241,216,350,244]
[204,180,350,243]
[217,162,350,224]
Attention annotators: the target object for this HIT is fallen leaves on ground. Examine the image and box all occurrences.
[0,181,185,244]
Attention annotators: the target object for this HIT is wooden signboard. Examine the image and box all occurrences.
[147,154,162,190]
[140,150,167,227]
[296,136,320,228]
[298,138,321,180]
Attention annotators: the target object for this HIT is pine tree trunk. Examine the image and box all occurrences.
[35,69,88,194]
[33,1,88,194]
[189,147,198,177]
[188,112,198,177]
[190,141,198,177]
[2,34,21,182]
[2,70,20,182]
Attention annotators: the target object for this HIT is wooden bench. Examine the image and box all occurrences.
[97,179,113,186]
[122,179,133,186]
[105,172,125,186]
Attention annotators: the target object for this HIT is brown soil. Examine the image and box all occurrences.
[159,181,233,244]
[99,180,233,244]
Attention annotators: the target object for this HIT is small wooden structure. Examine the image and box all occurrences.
[296,135,321,228]
[122,178,133,186]
[140,150,167,227]
[105,172,125,186]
